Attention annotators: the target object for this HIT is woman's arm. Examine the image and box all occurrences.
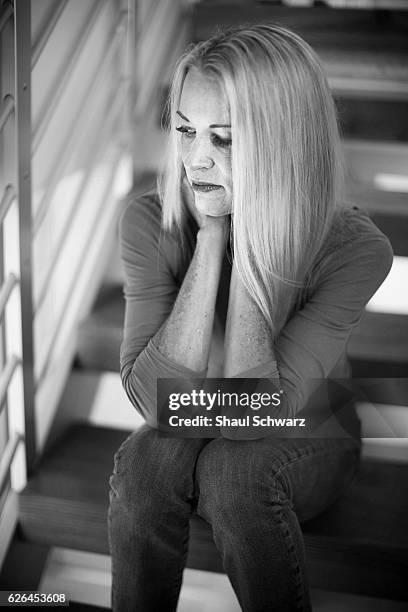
[221,213,393,440]
[224,262,276,377]
[155,216,228,371]
[224,212,393,416]
[120,194,229,425]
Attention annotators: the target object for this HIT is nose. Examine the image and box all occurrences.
[187,134,214,171]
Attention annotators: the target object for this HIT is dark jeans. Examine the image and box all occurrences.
[108,426,361,612]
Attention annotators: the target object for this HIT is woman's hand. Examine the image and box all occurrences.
[199,214,230,252]
[182,175,230,245]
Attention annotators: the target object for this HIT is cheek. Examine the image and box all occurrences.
[219,155,232,189]
[180,140,192,168]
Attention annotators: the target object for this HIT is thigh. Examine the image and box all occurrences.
[264,436,362,522]
[196,434,361,523]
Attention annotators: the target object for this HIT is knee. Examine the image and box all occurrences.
[109,427,151,515]
[196,439,290,522]
[109,426,202,517]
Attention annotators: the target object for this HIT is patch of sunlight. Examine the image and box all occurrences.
[112,153,133,199]
[367,256,408,315]
[374,173,408,193]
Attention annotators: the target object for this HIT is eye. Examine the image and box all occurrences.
[175,126,195,139]
[212,134,232,149]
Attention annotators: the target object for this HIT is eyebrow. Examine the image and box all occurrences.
[176,110,189,121]
[176,110,230,129]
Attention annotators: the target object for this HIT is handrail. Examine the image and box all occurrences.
[31,0,70,69]
[0,273,18,321]
[33,0,104,153]
[36,150,122,388]
[0,354,21,415]
[0,433,24,494]
[35,89,125,312]
[0,94,14,133]
[15,0,36,474]
[0,1,13,34]
[33,14,126,235]
[0,184,16,226]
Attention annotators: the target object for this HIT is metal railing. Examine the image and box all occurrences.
[0,0,133,507]
[0,95,14,132]
[31,0,70,68]
[0,4,26,566]
[0,0,28,510]
[35,82,125,315]
[0,1,12,34]
[14,0,36,473]
[0,274,18,322]
[29,0,132,455]
[32,0,103,153]
[36,91,125,386]
[33,9,127,235]
[0,185,16,223]
[0,432,24,495]
[0,355,21,413]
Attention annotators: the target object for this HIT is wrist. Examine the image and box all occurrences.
[197,216,230,247]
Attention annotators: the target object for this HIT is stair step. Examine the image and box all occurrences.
[191,4,408,98]
[369,211,408,258]
[18,423,408,600]
[75,284,408,392]
[46,371,144,450]
[76,284,124,372]
[349,311,408,380]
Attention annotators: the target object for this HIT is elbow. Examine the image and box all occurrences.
[120,360,157,428]
[120,362,139,410]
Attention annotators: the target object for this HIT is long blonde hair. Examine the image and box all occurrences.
[159,23,343,336]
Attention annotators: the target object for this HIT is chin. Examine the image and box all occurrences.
[195,196,232,217]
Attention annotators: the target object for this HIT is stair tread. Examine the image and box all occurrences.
[76,284,408,373]
[18,423,408,598]
[76,284,124,372]
[348,311,408,361]
[77,284,124,333]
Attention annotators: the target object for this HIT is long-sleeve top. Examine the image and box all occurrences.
[119,190,393,439]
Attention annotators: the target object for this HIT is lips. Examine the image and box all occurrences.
[191,181,223,193]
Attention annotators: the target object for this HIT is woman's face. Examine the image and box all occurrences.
[177,68,232,218]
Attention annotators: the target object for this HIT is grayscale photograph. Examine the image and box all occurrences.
[0,1,407,611]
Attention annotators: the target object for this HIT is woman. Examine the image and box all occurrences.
[108,24,393,611]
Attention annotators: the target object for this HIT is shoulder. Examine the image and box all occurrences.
[118,190,188,279]
[119,189,162,245]
[309,205,393,291]
[334,205,392,269]
[330,206,390,246]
